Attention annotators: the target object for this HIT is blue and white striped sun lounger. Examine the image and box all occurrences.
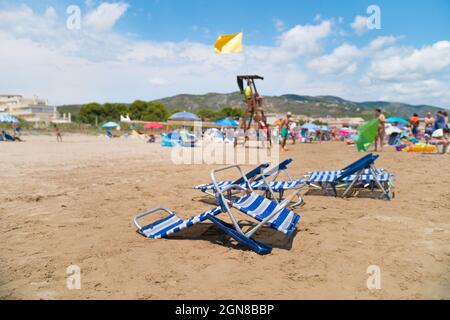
[134,165,301,254]
[301,153,395,200]
[195,159,306,207]
[231,192,299,236]
[305,168,390,183]
[134,207,222,239]
[207,165,301,254]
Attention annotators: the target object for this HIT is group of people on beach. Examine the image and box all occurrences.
[0,123,64,143]
[374,108,449,153]
[0,124,23,142]
[244,107,449,154]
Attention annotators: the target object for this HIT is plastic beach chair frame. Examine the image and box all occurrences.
[209,165,297,240]
[134,207,175,232]
[305,154,394,200]
[200,162,280,205]
[253,158,306,207]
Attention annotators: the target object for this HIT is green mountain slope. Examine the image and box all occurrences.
[58,93,443,120]
[154,92,442,118]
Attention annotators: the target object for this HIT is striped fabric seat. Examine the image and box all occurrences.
[195,181,234,191]
[304,169,392,183]
[231,193,300,236]
[251,179,303,191]
[140,207,222,239]
[195,179,304,192]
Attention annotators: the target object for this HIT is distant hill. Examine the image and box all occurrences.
[58,93,442,120]
[153,92,441,119]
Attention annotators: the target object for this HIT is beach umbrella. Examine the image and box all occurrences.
[215,118,239,127]
[386,117,409,125]
[162,129,197,147]
[301,123,318,131]
[0,114,20,123]
[144,122,164,129]
[101,121,119,129]
[320,125,329,132]
[169,111,200,121]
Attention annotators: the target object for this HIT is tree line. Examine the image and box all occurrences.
[76,100,243,125]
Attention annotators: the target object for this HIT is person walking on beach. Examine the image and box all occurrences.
[289,121,297,145]
[434,111,446,131]
[279,112,293,151]
[54,124,62,142]
[316,126,323,143]
[374,108,385,152]
[443,111,448,128]
[410,113,420,138]
[424,112,435,135]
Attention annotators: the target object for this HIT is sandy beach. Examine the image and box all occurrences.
[0,134,449,300]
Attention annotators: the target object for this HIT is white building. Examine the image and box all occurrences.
[0,94,71,123]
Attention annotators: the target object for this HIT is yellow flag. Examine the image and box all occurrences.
[214,32,243,54]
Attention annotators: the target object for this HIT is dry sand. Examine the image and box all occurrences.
[0,134,449,299]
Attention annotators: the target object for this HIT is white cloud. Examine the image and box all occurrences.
[85,0,96,7]
[308,44,362,75]
[367,41,450,81]
[0,4,57,39]
[276,20,332,61]
[366,36,398,51]
[148,77,168,86]
[44,6,57,20]
[363,79,450,105]
[84,2,129,32]
[351,15,368,35]
[306,36,398,76]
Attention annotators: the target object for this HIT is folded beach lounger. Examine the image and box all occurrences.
[194,162,269,196]
[134,165,301,254]
[249,158,306,207]
[194,159,306,207]
[302,153,395,200]
[134,207,223,239]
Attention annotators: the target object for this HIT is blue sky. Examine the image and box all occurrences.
[0,0,449,106]
[12,0,449,46]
